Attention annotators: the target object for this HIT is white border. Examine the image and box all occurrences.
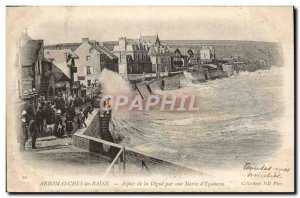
[1,1,298,197]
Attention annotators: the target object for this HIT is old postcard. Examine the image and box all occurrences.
[6,6,294,192]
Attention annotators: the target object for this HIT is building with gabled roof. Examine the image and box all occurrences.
[42,48,79,98]
[113,37,152,75]
[140,34,161,46]
[73,38,119,86]
[139,34,174,73]
[44,48,78,79]
[44,43,81,51]
[200,45,215,63]
[45,38,119,87]
[19,39,44,96]
[168,47,188,69]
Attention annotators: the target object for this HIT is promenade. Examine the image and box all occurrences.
[23,135,111,175]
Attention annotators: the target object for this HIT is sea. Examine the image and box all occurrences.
[100,67,284,171]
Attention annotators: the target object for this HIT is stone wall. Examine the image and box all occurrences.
[73,108,201,175]
[136,81,151,99]
[190,71,206,83]
[222,64,234,77]
[82,111,100,138]
[148,79,162,93]
[73,109,121,159]
[207,70,226,80]
[162,74,182,90]
[125,148,201,176]
[74,133,121,160]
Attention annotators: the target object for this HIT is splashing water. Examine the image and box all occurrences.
[98,69,132,96]
[181,71,197,86]
[98,69,133,118]
[112,67,284,171]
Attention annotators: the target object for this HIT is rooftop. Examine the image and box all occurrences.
[140,35,160,46]
[88,41,118,59]
[44,43,81,51]
[44,48,78,79]
[20,40,43,66]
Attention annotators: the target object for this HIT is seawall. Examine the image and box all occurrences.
[148,78,162,93]
[207,70,227,80]
[73,109,201,176]
[135,81,151,99]
[189,71,206,83]
[162,74,183,90]
[135,74,185,98]
[222,64,234,77]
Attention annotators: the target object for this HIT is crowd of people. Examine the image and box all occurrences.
[19,93,94,151]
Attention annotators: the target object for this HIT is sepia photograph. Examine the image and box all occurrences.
[5,6,294,193]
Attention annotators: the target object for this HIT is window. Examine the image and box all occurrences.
[87,80,91,86]
[86,66,92,75]
[157,57,160,64]
[48,64,52,71]
[100,54,106,62]
[86,56,90,61]
[89,48,93,53]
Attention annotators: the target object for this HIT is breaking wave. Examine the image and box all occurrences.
[110,66,283,170]
[98,69,132,96]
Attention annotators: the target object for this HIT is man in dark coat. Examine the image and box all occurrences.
[35,107,44,134]
[59,97,66,115]
[67,103,76,121]
[45,103,55,125]
[65,113,73,137]
[28,118,38,149]
[83,105,93,119]
[25,101,35,121]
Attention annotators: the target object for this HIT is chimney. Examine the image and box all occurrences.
[82,38,89,43]
[119,37,126,51]
[90,40,96,45]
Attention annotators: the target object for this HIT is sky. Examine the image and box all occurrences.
[11,7,292,45]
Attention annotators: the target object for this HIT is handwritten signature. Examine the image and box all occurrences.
[243,163,290,179]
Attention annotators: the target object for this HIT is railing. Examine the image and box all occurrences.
[104,146,126,176]
[121,72,169,81]
[169,71,184,75]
